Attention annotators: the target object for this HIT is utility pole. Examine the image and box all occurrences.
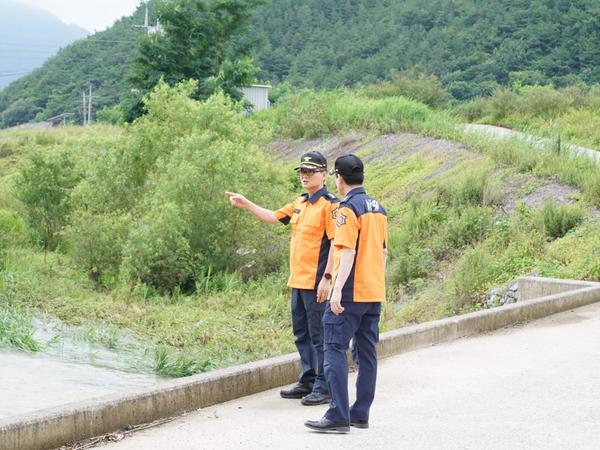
[87,84,93,125]
[82,91,87,126]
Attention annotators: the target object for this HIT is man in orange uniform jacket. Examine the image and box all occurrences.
[226,151,338,405]
[305,154,388,433]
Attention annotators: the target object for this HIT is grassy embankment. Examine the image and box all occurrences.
[1,85,599,377]
[259,88,600,325]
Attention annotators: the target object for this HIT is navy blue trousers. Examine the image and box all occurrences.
[291,288,328,394]
[323,301,381,424]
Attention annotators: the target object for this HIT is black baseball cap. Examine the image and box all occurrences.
[331,154,364,176]
[294,151,328,171]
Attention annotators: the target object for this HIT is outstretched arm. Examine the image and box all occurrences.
[225,192,280,224]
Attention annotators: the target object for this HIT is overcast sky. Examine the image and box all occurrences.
[19,0,143,32]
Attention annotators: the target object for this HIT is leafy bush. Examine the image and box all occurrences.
[363,70,453,108]
[121,202,196,292]
[89,81,290,291]
[96,105,124,125]
[64,212,130,286]
[536,201,585,240]
[456,96,490,122]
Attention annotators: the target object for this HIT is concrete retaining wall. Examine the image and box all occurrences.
[518,276,600,301]
[2,277,599,450]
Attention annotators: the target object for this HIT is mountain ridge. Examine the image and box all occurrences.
[0,0,89,90]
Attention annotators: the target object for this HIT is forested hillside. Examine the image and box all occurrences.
[253,0,600,98]
[3,0,600,127]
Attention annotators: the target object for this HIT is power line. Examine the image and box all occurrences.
[0,71,31,78]
[0,39,139,48]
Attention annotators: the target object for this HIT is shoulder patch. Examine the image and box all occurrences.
[365,198,380,212]
[336,212,347,227]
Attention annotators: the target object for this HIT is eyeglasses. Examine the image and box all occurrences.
[299,168,325,176]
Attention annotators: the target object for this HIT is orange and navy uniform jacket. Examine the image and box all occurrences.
[332,187,388,303]
[274,187,339,290]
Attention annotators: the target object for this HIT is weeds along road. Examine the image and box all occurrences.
[102,301,600,450]
[464,124,600,163]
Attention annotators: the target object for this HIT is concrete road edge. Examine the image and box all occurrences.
[2,277,600,450]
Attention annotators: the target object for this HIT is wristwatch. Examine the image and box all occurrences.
[323,273,332,280]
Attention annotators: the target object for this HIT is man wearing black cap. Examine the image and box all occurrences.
[226,151,339,406]
[305,154,388,433]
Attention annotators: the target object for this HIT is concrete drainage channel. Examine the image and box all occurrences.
[2,276,600,450]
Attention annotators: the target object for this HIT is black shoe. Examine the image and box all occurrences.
[280,382,313,399]
[304,418,350,434]
[350,419,369,429]
[301,392,331,406]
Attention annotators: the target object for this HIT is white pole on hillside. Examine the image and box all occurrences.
[82,91,87,126]
[88,84,93,125]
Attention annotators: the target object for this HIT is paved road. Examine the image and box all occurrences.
[464,124,600,163]
[103,302,600,450]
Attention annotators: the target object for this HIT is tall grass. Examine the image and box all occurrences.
[257,89,460,140]
[461,132,600,207]
[0,304,41,352]
[456,84,600,149]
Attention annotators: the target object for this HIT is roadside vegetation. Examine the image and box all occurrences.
[1,80,599,377]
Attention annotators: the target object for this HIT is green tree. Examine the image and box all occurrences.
[0,98,42,128]
[16,149,79,251]
[126,0,265,121]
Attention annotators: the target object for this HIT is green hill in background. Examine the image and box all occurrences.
[0,0,88,90]
[2,0,600,127]
[0,2,153,127]
[253,0,600,97]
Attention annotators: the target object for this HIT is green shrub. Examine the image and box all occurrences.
[96,105,124,125]
[456,96,490,122]
[536,201,585,240]
[584,171,600,207]
[64,212,130,286]
[452,246,498,308]
[261,89,456,140]
[16,148,80,250]
[518,85,572,118]
[442,207,494,250]
[437,166,501,208]
[489,88,520,122]
[0,209,26,254]
[403,197,447,239]
[121,202,196,293]
[364,70,453,108]
[393,245,435,286]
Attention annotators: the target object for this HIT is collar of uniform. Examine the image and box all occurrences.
[342,186,366,202]
[307,186,329,204]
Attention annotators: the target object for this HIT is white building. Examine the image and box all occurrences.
[242,84,271,112]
